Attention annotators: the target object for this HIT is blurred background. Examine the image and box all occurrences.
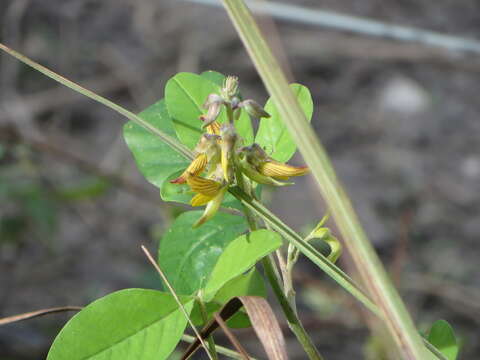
[1,0,479,359]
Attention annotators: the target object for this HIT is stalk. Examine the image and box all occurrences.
[220,1,431,359]
[236,183,324,360]
[0,41,444,359]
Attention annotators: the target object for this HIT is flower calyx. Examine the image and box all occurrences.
[239,99,270,119]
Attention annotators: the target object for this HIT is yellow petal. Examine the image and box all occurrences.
[190,193,214,207]
[258,161,309,180]
[187,176,222,196]
[239,158,293,187]
[206,121,221,135]
[193,187,227,228]
[170,154,207,184]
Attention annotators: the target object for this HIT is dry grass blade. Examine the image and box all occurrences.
[0,306,82,326]
[239,296,288,360]
[140,245,215,360]
[182,296,288,360]
[213,313,251,360]
[181,297,243,360]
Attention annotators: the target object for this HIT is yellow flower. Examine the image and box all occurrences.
[170,134,220,184]
[257,161,309,180]
[239,144,309,185]
[205,120,221,136]
[238,157,293,186]
[186,174,227,228]
[170,153,208,184]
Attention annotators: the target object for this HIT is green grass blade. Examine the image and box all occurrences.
[1,40,441,359]
[220,1,431,359]
[0,43,192,161]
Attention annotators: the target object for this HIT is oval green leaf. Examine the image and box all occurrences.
[189,268,266,328]
[165,72,253,149]
[203,229,282,301]
[47,289,194,360]
[123,100,189,190]
[214,268,266,328]
[255,83,313,162]
[427,320,459,360]
[200,70,225,86]
[157,211,247,295]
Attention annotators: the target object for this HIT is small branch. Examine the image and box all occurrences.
[0,306,82,326]
[181,334,257,360]
[213,313,251,360]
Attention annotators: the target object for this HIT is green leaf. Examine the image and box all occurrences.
[255,83,313,162]
[165,72,253,148]
[189,268,266,328]
[157,211,247,295]
[213,268,266,304]
[427,320,459,360]
[203,229,282,301]
[123,100,189,189]
[47,289,194,360]
[200,70,225,86]
[214,268,266,328]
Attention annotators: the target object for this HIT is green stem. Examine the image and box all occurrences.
[181,334,257,360]
[0,41,444,360]
[0,43,192,161]
[230,186,380,317]
[220,2,431,358]
[262,256,324,360]
[197,297,219,360]
[237,182,323,359]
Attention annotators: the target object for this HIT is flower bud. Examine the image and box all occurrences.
[200,101,222,128]
[239,99,270,119]
[203,93,224,109]
[221,75,239,100]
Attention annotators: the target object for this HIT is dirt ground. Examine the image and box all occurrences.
[1,0,479,359]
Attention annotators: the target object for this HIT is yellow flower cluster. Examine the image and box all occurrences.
[169,76,309,227]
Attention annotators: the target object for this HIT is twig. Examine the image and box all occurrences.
[0,306,82,326]
[181,334,257,360]
[213,313,251,360]
[140,245,215,360]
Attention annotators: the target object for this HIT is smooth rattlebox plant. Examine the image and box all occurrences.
[0,38,458,359]
[45,72,319,360]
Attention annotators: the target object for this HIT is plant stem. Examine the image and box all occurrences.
[262,256,324,360]
[0,43,193,161]
[220,2,431,358]
[181,334,258,360]
[0,42,443,360]
[197,297,219,360]
[237,180,324,359]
